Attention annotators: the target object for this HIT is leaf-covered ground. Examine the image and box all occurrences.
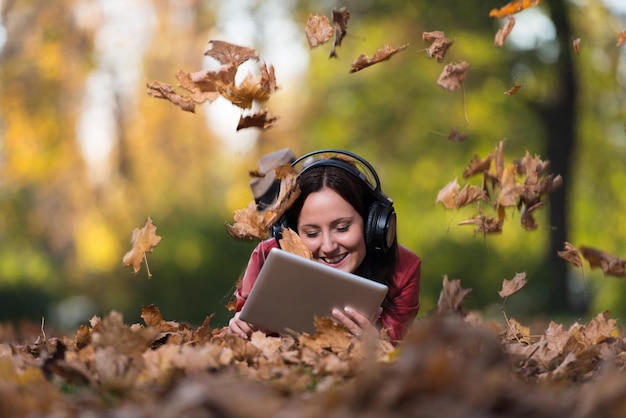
[2,303,626,418]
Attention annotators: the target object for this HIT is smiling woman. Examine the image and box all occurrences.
[228,149,421,344]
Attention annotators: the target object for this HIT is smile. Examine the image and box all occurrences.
[321,253,348,264]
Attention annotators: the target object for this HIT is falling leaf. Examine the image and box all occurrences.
[122,217,162,275]
[463,154,493,178]
[217,64,277,109]
[435,178,460,209]
[617,29,626,47]
[494,17,515,47]
[520,200,545,230]
[226,201,272,241]
[437,61,470,91]
[278,228,312,259]
[504,84,522,95]
[423,31,454,62]
[497,164,524,207]
[458,214,503,234]
[498,272,527,298]
[580,246,626,277]
[489,0,544,19]
[572,38,581,55]
[237,109,279,131]
[448,127,468,142]
[146,81,196,113]
[329,7,350,58]
[350,44,409,73]
[558,242,582,268]
[203,40,259,66]
[305,14,334,48]
[176,65,237,104]
[437,275,472,315]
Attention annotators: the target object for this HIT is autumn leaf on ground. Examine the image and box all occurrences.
[350,44,409,73]
[489,0,544,19]
[146,81,196,113]
[498,272,527,298]
[329,7,350,58]
[305,14,334,48]
[437,61,469,91]
[558,242,583,268]
[236,109,279,131]
[504,317,531,344]
[423,31,454,62]
[617,29,626,47]
[203,40,259,66]
[122,217,162,276]
[437,275,472,316]
[504,83,522,95]
[580,246,626,277]
[495,17,515,47]
[278,227,312,259]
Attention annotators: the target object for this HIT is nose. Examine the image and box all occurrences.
[320,231,338,254]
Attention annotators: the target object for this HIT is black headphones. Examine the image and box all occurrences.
[273,149,397,253]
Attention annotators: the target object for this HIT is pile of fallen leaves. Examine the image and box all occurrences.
[3,288,626,417]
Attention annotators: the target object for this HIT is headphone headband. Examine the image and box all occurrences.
[292,149,393,207]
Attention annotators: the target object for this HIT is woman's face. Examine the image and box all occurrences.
[296,187,367,274]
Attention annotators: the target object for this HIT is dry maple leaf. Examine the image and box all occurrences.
[236,109,278,131]
[495,17,515,47]
[505,317,531,344]
[519,200,545,230]
[455,184,486,208]
[437,275,472,316]
[498,272,527,298]
[350,44,409,73]
[277,227,312,259]
[463,154,493,178]
[146,81,196,113]
[617,29,626,47]
[329,7,350,58]
[217,65,276,109]
[497,164,524,207]
[580,246,626,277]
[203,40,259,66]
[504,83,522,95]
[122,217,162,275]
[448,127,468,141]
[226,201,272,241]
[422,31,454,62]
[558,241,583,268]
[458,214,503,234]
[437,61,470,91]
[435,178,459,209]
[305,14,334,48]
[176,65,237,104]
[489,0,544,19]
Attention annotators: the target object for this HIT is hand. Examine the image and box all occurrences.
[332,306,382,339]
[228,311,257,339]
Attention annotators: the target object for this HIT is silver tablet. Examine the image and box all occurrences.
[239,248,389,335]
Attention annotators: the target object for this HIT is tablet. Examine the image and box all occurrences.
[239,248,389,335]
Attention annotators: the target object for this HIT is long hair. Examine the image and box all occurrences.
[284,162,399,297]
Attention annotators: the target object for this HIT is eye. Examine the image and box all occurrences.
[303,230,319,238]
[336,224,350,233]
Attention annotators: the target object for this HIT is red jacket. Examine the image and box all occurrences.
[235,238,421,342]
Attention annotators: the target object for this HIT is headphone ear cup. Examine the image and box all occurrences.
[272,217,289,244]
[365,202,396,252]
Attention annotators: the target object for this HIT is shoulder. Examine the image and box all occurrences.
[397,244,421,268]
[251,237,280,259]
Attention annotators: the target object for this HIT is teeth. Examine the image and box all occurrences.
[324,254,346,264]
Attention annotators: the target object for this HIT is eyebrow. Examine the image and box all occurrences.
[299,216,354,229]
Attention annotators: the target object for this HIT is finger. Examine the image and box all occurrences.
[332,308,361,336]
[343,306,371,328]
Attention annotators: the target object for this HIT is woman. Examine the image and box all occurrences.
[229,150,421,343]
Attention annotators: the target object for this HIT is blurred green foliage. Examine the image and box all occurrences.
[1,0,625,334]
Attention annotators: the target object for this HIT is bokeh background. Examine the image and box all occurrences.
[1,0,625,333]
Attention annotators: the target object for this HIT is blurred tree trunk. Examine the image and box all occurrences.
[535,0,579,313]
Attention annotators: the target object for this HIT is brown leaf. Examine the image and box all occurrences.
[203,40,258,66]
[572,38,581,55]
[458,214,503,234]
[350,44,409,73]
[329,7,350,58]
[520,200,545,230]
[489,0,544,19]
[176,65,237,104]
[437,275,472,315]
[305,14,334,48]
[504,83,522,95]
[448,127,468,142]
[218,65,277,109]
[435,178,459,209]
[277,227,312,259]
[236,109,279,131]
[463,154,493,178]
[455,184,486,207]
[617,29,626,47]
[497,164,524,207]
[146,81,196,113]
[498,272,527,298]
[437,61,470,91]
[423,31,454,62]
[122,217,162,275]
[580,246,626,277]
[495,17,516,47]
[558,241,582,268]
